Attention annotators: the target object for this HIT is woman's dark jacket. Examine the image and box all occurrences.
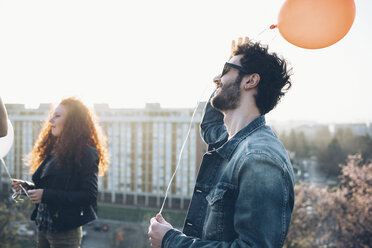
[30,146,99,232]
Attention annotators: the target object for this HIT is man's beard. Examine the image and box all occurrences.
[211,76,242,112]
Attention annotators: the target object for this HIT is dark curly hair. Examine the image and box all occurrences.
[233,42,292,115]
[26,97,109,176]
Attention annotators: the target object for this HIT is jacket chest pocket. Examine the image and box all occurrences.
[206,184,236,210]
[206,187,229,212]
[203,184,236,241]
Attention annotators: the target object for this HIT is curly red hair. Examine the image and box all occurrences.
[26,97,109,176]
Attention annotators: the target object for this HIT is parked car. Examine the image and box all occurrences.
[16,224,35,237]
[93,223,109,232]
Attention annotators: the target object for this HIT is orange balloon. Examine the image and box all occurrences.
[278,0,356,49]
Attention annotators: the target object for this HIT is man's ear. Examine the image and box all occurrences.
[243,73,260,90]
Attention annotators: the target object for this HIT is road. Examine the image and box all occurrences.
[82,219,150,248]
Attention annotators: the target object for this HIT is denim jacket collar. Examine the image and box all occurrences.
[215,115,266,160]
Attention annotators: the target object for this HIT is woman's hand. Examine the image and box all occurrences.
[12,179,29,192]
[28,189,44,204]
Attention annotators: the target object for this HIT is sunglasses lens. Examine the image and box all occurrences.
[221,64,230,77]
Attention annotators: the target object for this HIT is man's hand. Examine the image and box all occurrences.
[148,213,173,248]
[230,37,249,58]
[28,189,44,204]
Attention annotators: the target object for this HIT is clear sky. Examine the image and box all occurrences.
[1,0,371,123]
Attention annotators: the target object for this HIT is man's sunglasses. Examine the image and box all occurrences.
[221,62,251,77]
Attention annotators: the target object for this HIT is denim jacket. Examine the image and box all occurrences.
[162,98,295,248]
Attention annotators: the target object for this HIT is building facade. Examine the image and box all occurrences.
[0,103,207,210]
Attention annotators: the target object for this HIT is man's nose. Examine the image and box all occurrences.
[213,75,221,84]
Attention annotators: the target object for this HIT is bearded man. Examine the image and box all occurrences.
[149,41,295,248]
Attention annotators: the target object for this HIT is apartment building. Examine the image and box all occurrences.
[0,102,207,210]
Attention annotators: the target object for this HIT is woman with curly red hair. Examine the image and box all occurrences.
[12,97,109,248]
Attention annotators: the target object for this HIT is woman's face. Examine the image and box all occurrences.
[49,104,68,137]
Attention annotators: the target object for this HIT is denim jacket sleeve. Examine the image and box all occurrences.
[200,92,227,145]
[162,153,291,248]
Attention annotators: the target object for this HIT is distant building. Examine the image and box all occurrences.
[1,103,207,210]
[333,123,372,136]
[0,104,50,184]
[270,119,372,138]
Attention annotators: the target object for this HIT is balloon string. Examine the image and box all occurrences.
[257,27,270,38]
[159,84,210,215]
[271,32,278,42]
[158,106,197,214]
[1,157,17,200]
[20,184,29,198]
[1,157,29,201]
[253,26,278,43]
[1,158,14,185]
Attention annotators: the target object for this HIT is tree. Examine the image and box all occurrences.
[278,130,288,147]
[352,134,372,162]
[284,183,333,248]
[333,155,372,247]
[316,138,347,178]
[280,129,310,159]
[295,131,310,158]
[313,126,332,153]
[285,155,372,247]
[286,129,298,154]
[0,195,34,248]
[334,128,354,154]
